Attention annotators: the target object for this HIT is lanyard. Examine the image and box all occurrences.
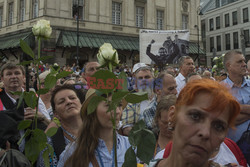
[61,126,76,141]
[97,144,115,167]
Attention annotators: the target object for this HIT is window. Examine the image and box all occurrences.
[201,21,206,39]
[32,0,38,18]
[8,2,13,26]
[216,16,220,29]
[233,32,238,49]
[20,0,25,22]
[225,33,230,50]
[215,0,220,8]
[210,37,214,52]
[232,11,237,25]
[225,13,229,27]
[157,10,164,30]
[136,6,144,28]
[182,14,188,29]
[216,36,221,51]
[209,18,214,31]
[0,7,2,28]
[244,29,250,47]
[243,8,249,23]
[112,2,121,25]
[73,0,84,20]
[222,0,228,6]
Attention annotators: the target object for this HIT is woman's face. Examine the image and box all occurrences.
[96,97,122,129]
[158,110,173,138]
[54,89,81,121]
[173,92,229,166]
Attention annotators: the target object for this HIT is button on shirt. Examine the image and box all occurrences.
[175,73,186,95]
[57,134,131,167]
[222,77,250,142]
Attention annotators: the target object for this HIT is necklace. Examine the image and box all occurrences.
[61,126,77,141]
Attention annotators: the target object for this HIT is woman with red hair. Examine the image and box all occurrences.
[149,79,243,167]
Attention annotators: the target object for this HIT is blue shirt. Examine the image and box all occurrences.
[222,77,250,142]
[57,134,130,167]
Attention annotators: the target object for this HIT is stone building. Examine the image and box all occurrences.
[0,0,203,67]
[200,0,250,66]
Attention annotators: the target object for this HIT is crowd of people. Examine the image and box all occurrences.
[0,50,249,167]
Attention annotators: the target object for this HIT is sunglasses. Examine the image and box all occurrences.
[74,84,88,90]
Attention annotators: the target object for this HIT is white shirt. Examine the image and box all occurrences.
[3,90,51,120]
[154,142,242,166]
[175,73,186,95]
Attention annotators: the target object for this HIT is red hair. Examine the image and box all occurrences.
[176,79,240,128]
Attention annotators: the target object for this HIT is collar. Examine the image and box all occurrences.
[98,133,122,149]
[223,76,250,88]
[177,73,186,81]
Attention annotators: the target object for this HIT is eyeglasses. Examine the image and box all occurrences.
[74,84,88,90]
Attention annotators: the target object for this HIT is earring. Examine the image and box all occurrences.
[168,122,174,131]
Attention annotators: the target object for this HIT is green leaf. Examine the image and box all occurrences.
[118,71,128,91]
[23,91,38,109]
[33,128,47,143]
[42,148,50,167]
[87,96,106,115]
[25,133,42,164]
[44,75,57,89]
[112,91,129,103]
[37,88,50,95]
[128,120,146,146]
[36,55,54,62]
[45,127,58,137]
[17,129,31,145]
[18,60,33,66]
[90,70,118,94]
[47,143,54,160]
[137,129,156,164]
[56,71,73,79]
[18,120,32,130]
[122,146,137,167]
[20,39,34,59]
[125,92,148,104]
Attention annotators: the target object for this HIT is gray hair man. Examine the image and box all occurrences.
[175,56,195,95]
[121,63,154,136]
[221,50,250,162]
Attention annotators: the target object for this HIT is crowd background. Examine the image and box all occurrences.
[0,50,249,167]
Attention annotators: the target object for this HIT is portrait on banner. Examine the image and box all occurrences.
[140,30,190,68]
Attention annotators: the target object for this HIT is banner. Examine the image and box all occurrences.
[140,30,190,68]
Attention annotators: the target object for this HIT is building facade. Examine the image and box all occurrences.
[200,0,250,66]
[0,0,202,67]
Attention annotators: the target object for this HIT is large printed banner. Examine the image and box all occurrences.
[140,30,190,67]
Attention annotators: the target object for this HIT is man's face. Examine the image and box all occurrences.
[181,58,195,77]
[159,74,177,97]
[1,68,25,91]
[83,62,100,79]
[135,70,154,91]
[227,54,247,77]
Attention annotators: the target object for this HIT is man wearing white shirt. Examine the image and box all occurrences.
[175,56,195,95]
[0,63,51,127]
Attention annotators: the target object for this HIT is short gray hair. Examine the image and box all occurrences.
[178,56,192,67]
[223,50,243,72]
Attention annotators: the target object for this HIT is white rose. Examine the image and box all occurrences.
[221,54,225,57]
[97,43,119,65]
[32,19,52,38]
[213,57,218,61]
[213,65,217,69]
